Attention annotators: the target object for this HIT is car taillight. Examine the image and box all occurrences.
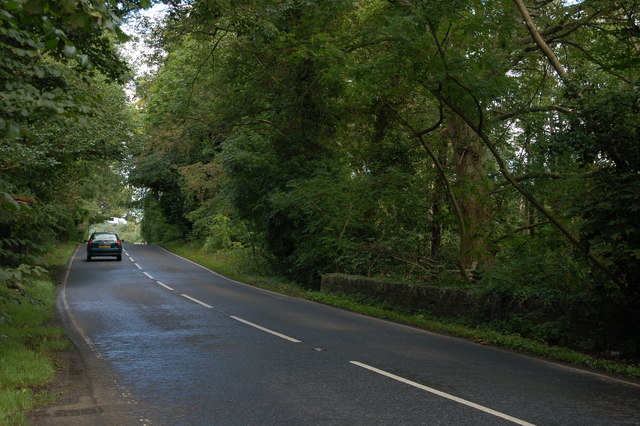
[117,240,121,248]
[88,239,93,245]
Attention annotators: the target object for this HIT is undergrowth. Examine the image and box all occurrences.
[0,243,74,424]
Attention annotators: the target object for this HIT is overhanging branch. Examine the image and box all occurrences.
[513,0,571,86]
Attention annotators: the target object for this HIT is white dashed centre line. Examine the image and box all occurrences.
[181,294,213,309]
[134,263,142,269]
[230,316,301,343]
[156,281,174,291]
[349,361,536,426]
[143,271,153,279]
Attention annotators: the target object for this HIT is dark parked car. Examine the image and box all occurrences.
[86,231,122,261]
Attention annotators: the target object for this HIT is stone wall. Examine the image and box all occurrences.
[320,273,640,356]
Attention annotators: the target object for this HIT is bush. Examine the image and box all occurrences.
[202,214,245,252]
[481,230,586,291]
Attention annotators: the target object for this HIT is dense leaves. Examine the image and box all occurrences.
[1,0,146,319]
[131,0,639,296]
[0,0,134,139]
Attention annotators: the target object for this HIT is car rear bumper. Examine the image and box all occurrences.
[87,248,122,256]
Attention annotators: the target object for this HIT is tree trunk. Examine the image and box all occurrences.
[436,93,621,286]
[431,199,442,259]
[448,113,494,268]
[527,201,536,237]
[430,143,448,259]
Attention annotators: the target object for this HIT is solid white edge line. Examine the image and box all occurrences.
[156,281,174,291]
[349,361,536,426]
[230,316,301,343]
[181,293,213,309]
[143,271,153,279]
[61,245,103,359]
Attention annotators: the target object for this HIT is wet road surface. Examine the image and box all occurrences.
[61,244,640,425]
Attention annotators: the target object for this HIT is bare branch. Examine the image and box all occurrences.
[416,102,444,136]
[513,0,571,86]
[497,221,551,241]
[492,105,572,120]
[10,194,37,205]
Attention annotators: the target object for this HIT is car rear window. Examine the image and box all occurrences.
[93,233,117,241]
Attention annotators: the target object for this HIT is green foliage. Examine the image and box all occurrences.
[576,173,640,301]
[1,1,144,321]
[131,0,640,342]
[482,230,587,291]
[138,194,179,243]
[89,219,142,243]
[0,0,137,139]
[0,275,69,423]
[0,264,47,319]
[0,76,138,266]
[550,81,640,302]
[266,163,370,280]
[560,82,640,172]
[163,240,280,288]
[199,214,244,252]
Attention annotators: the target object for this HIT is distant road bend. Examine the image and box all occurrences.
[58,243,640,425]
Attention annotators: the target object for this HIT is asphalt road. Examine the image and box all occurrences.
[58,243,639,425]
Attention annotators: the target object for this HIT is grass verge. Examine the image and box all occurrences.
[0,242,76,424]
[162,243,640,380]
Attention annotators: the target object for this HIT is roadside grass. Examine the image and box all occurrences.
[0,243,75,425]
[163,242,305,296]
[162,243,640,380]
